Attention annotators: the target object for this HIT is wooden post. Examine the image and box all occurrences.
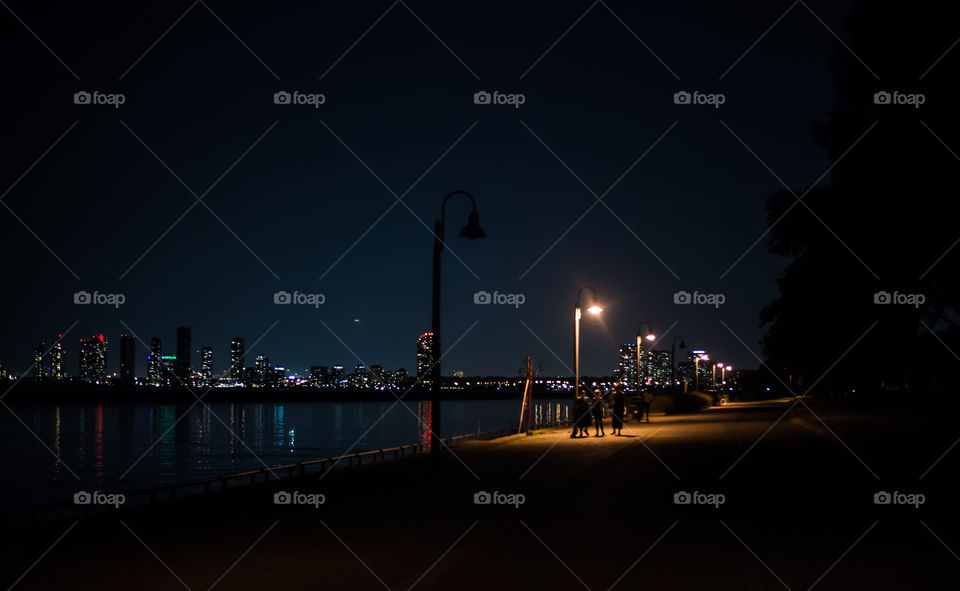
[519,357,534,433]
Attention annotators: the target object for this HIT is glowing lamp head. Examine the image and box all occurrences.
[645,333,656,341]
[725,365,732,371]
[587,305,603,315]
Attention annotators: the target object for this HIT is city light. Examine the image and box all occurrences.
[588,305,602,315]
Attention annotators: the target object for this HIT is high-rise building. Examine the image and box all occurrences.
[120,334,136,385]
[78,335,107,384]
[34,336,66,381]
[688,350,710,391]
[33,343,46,379]
[645,350,672,388]
[147,337,163,386]
[417,332,434,385]
[50,336,64,381]
[230,337,245,383]
[200,346,214,387]
[370,364,385,388]
[174,327,191,382]
[330,364,345,388]
[254,355,269,387]
[617,343,638,391]
[310,365,329,388]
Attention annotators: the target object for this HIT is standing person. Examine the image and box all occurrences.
[591,389,605,437]
[570,393,584,438]
[642,391,654,423]
[611,385,626,436]
[579,391,592,437]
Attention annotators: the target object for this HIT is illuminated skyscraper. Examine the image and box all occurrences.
[230,337,245,383]
[645,350,672,388]
[200,346,214,386]
[147,337,163,386]
[330,364,345,388]
[417,332,434,385]
[50,336,64,381]
[174,327,191,382]
[617,343,637,391]
[254,355,269,387]
[33,344,46,379]
[310,366,329,388]
[120,333,136,385]
[78,334,107,384]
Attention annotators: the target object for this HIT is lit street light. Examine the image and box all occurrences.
[573,287,602,408]
[431,190,485,466]
[694,353,709,392]
[636,322,655,393]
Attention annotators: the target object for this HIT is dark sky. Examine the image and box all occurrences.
[0,0,857,377]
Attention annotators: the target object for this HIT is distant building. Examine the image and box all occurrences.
[417,332,434,385]
[174,327,191,382]
[33,343,46,379]
[230,337,245,384]
[616,343,638,391]
[370,364,385,388]
[50,337,65,380]
[330,364,345,388]
[395,368,409,385]
[645,350,672,388]
[254,355,270,387]
[78,334,107,384]
[147,338,163,386]
[120,334,136,385]
[200,346,214,386]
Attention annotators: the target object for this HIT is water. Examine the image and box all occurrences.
[0,398,570,512]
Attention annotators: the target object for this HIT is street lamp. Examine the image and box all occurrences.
[574,287,602,406]
[671,336,685,393]
[722,364,732,386]
[636,322,655,393]
[431,190,485,465]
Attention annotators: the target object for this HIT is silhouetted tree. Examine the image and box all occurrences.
[762,1,960,395]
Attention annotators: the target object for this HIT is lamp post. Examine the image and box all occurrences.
[722,365,732,387]
[636,322,655,393]
[671,336,685,394]
[431,190,485,465]
[694,353,709,392]
[573,287,602,406]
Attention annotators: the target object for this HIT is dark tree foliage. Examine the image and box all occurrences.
[762,1,960,394]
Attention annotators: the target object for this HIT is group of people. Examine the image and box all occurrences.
[571,384,652,438]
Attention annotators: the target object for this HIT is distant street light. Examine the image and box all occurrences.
[573,287,602,406]
[694,353,709,392]
[636,322,655,393]
[431,190,485,466]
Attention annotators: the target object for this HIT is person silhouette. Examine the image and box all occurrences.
[611,385,626,436]
[591,389,605,437]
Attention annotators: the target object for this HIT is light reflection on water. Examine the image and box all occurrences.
[1,398,569,511]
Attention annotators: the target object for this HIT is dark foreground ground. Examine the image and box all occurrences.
[3,398,959,590]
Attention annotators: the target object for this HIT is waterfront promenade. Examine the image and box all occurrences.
[3,399,958,590]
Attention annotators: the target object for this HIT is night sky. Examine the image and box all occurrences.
[0,0,856,377]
